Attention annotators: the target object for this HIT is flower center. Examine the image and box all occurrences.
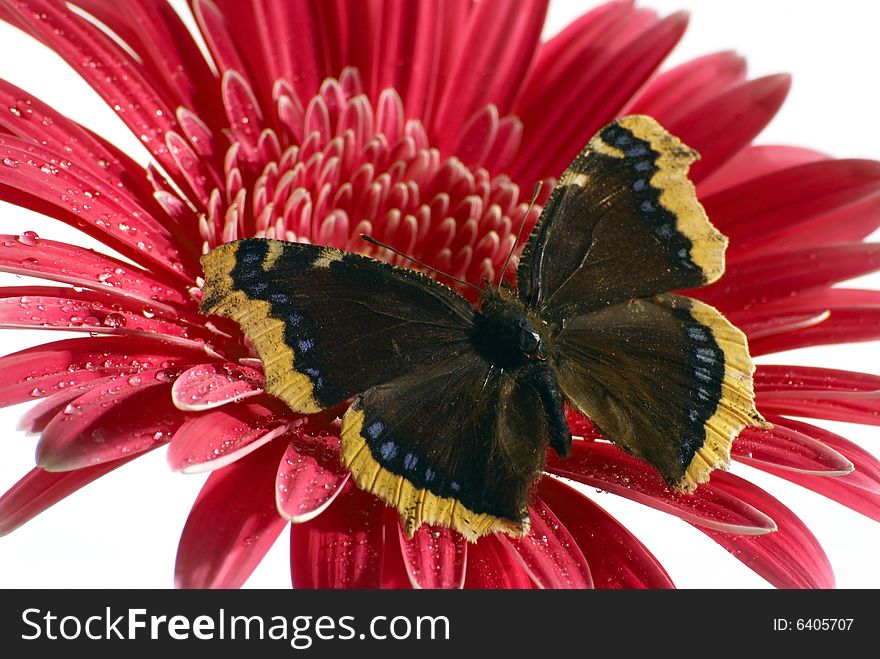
[199,68,537,290]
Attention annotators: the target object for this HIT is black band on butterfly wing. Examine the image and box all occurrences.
[200,239,475,414]
[551,293,767,490]
[518,115,727,321]
[340,355,565,541]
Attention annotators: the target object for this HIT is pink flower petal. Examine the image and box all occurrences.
[433,0,548,150]
[537,476,674,589]
[546,441,777,534]
[171,362,264,411]
[0,234,189,307]
[36,374,184,470]
[289,482,385,588]
[398,523,467,590]
[276,427,350,523]
[500,496,593,589]
[167,400,289,473]
[699,472,834,588]
[0,459,138,535]
[733,424,853,475]
[464,535,534,589]
[692,243,880,312]
[628,51,747,124]
[0,336,198,407]
[663,75,791,182]
[175,439,289,588]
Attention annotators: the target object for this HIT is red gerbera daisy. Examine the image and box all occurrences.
[0,0,878,589]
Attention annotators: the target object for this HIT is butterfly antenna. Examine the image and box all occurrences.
[360,234,483,293]
[499,181,543,285]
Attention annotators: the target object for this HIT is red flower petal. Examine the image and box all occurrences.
[746,304,880,356]
[380,512,414,589]
[171,362,264,411]
[2,0,188,195]
[397,523,467,590]
[175,440,289,589]
[500,496,593,588]
[0,78,161,202]
[71,1,221,130]
[755,366,880,426]
[463,535,534,589]
[702,159,880,255]
[699,472,834,588]
[697,145,826,198]
[0,459,136,535]
[276,429,349,523]
[36,375,184,470]
[515,11,687,184]
[732,424,853,475]
[167,401,289,473]
[0,336,198,408]
[628,50,747,124]
[433,0,548,152]
[0,234,189,307]
[754,417,880,522]
[664,75,791,182]
[546,442,777,534]
[756,365,880,394]
[537,477,674,589]
[0,138,197,279]
[289,482,385,588]
[692,243,880,312]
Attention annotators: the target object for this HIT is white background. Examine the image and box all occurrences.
[0,0,878,589]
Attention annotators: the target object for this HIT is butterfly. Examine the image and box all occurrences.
[199,115,767,542]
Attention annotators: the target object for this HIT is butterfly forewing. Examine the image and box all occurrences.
[518,115,726,322]
[200,239,475,414]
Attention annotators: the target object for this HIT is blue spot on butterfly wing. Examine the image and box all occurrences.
[298,338,314,352]
[367,421,385,439]
[403,453,419,470]
[450,481,461,492]
[687,326,709,342]
[695,347,718,364]
[240,251,263,265]
[633,178,647,192]
[379,440,397,461]
[248,281,269,295]
[626,145,649,158]
[634,160,652,172]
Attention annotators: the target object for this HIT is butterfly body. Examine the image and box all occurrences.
[200,116,767,542]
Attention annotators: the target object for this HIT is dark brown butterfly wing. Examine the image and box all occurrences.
[200,239,475,414]
[340,356,566,540]
[551,294,765,489]
[518,115,726,323]
[517,116,765,488]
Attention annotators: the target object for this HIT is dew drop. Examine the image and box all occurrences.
[102,312,127,328]
[3,157,20,168]
[17,230,39,246]
[127,374,142,387]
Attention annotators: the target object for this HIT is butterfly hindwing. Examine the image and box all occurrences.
[551,293,766,489]
[340,355,568,540]
[518,115,727,322]
[200,239,475,414]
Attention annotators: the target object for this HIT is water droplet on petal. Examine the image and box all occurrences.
[17,230,39,246]
[102,312,127,328]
